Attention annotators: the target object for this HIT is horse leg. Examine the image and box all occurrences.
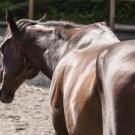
[50,69,68,135]
[52,103,68,135]
[97,49,135,135]
[96,50,116,135]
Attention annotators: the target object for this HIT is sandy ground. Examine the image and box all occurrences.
[0,72,55,135]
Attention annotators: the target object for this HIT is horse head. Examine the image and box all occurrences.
[0,11,48,103]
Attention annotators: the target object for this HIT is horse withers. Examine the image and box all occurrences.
[0,11,119,103]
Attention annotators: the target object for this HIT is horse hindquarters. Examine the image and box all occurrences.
[114,75,135,135]
[51,95,68,135]
[96,48,135,135]
[96,50,112,135]
[50,67,68,135]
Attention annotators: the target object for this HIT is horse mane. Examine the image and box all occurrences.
[3,19,82,45]
[16,19,37,32]
[15,19,83,34]
[41,20,83,28]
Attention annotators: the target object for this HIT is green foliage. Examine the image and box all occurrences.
[116,1,135,24]
[0,2,28,20]
[0,0,135,24]
[34,0,108,24]
[0,0,108,24]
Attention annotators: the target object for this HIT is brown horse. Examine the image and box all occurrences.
[0,11,119,103]
[97,40,135,135]
[50,37,135,135]
[49,27,120,134]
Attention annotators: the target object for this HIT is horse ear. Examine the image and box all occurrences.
[38,13,46,22]
[6,10,20,36]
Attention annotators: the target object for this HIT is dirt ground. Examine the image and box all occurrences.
[0,72,55,135]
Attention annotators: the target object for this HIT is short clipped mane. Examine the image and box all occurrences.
[41,20,83,28]
[1,18,83,58]
[16,19,83,33]
[16,19,37,32]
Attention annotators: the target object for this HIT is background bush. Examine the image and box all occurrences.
[0,0,135,24]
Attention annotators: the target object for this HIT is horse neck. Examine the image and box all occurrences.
[38,26,82,73]
[42,23,119,75]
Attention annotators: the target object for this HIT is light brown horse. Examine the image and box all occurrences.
[50,37,135,135]
[50,26,120,134]
[0,11,119,103]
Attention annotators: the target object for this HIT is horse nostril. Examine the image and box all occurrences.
[0,89,14,103]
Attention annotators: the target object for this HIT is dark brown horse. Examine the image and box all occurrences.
[0,11,119,103]
[97,40,135,135]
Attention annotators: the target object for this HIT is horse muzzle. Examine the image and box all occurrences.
[0,88,14,103]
